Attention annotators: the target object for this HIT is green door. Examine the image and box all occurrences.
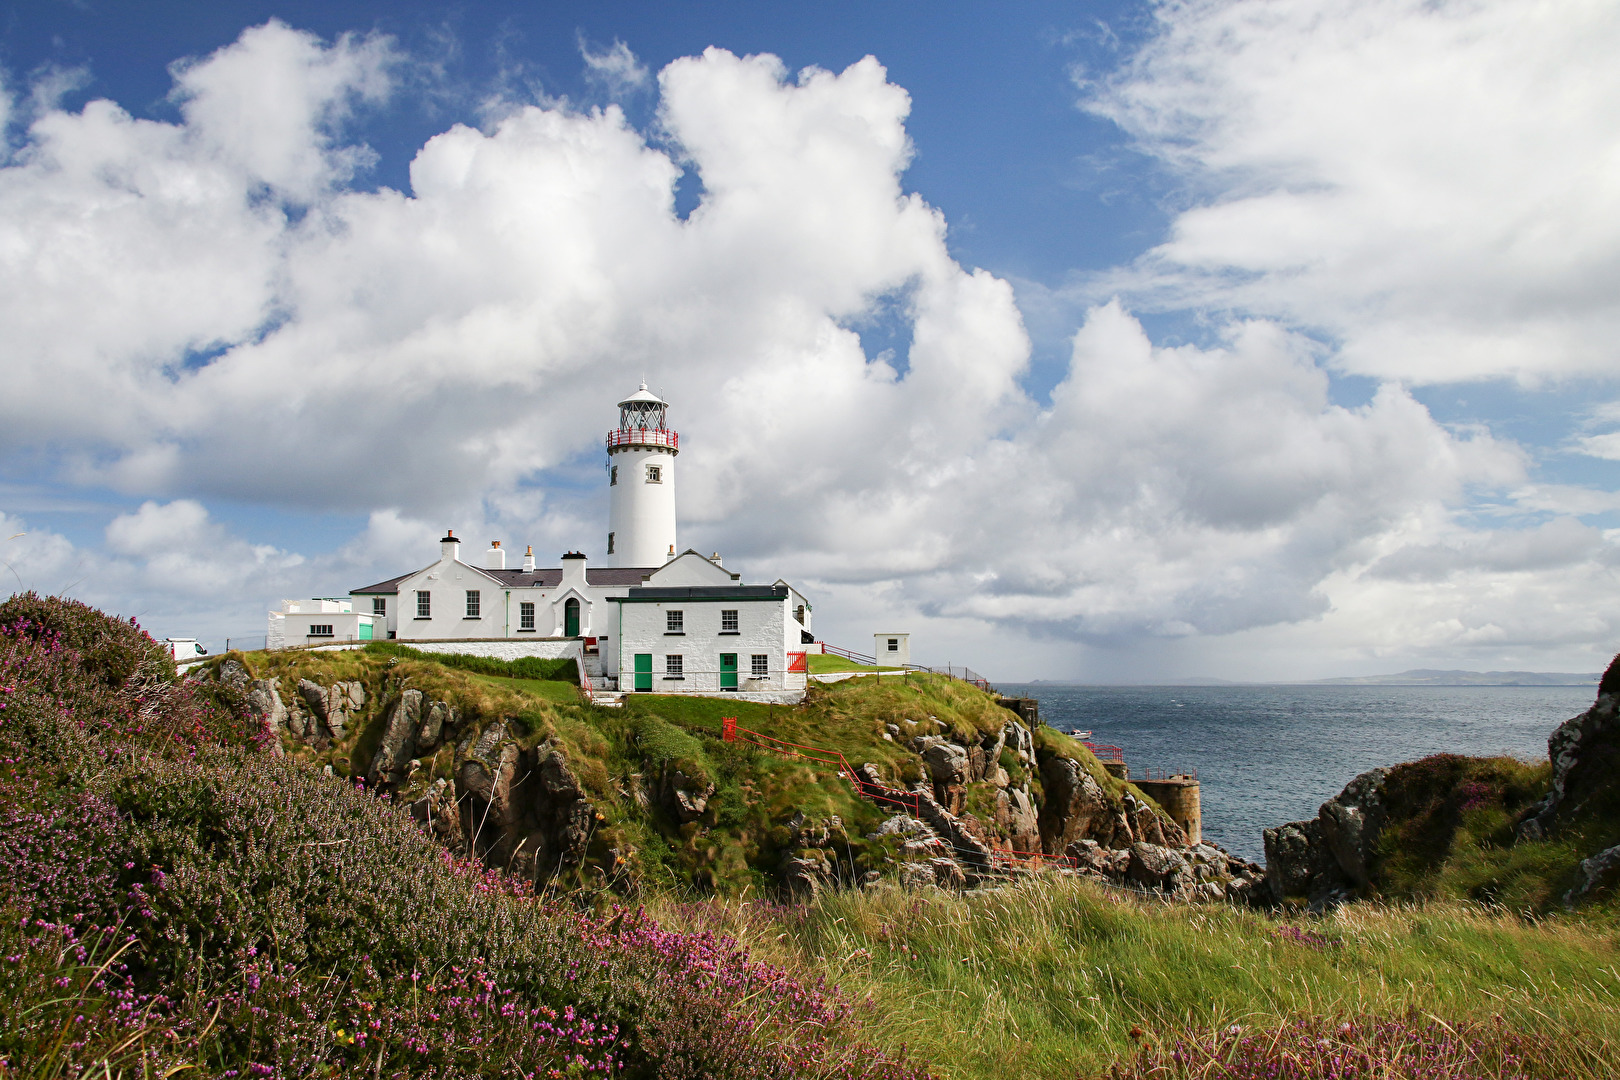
[565,598,580,637]
[359,622,373,641]
[720,653,738,690]
[634,653,653,692]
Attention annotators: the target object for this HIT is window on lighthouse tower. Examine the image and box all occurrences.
[646,464,662,483]
[610,465,617,485]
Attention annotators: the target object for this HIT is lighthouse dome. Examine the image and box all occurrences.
[618,382,667,408]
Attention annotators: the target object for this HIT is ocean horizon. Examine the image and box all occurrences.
[997,682,1593,863]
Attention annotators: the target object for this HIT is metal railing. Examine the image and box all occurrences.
[1082,741,1126,764]
[225,635,268,652]
[605,428,679,451]
[1134,766,1198,782]
[819,641,878,665]
[720,719,1078,873]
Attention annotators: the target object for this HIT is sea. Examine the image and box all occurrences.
[995,683,1595,863]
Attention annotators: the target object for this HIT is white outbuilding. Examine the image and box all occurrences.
[610,551,812,693]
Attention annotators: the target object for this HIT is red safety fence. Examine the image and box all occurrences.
[1134,766,1198,782]
[720,719,1077,871]
[787,652,807,673]
[1082,741,1126,764]
[605,428,679,450]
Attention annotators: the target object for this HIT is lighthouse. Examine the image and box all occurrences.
[606,383,679,567]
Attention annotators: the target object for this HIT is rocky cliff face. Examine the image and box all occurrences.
[203,656,1261,902]
[1261,655,1620,910]
[1516,670,1620,906]
[849,722,1262,901]
[204,659,607,891]
[1261,768,1389,910]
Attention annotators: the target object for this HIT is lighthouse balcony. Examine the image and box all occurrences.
[606,428,679,451]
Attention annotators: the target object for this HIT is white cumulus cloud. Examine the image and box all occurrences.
[0,19,1616,676]
[1082,0,1620,384]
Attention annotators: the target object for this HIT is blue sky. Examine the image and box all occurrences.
[2,1,1618,680]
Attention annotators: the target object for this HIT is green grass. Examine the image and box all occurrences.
[652,876,1620,1080]
[808,653,905,674]
[473,673,583,705]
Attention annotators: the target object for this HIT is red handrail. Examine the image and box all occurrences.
[1083,741,1125,764]
[720,719,1076,870]
[605,428,679,450]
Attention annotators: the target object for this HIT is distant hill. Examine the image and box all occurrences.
[1308,669,1599,686]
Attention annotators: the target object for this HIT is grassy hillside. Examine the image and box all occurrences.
[654,875,1620,1079]
[7,593,1620,1078]
[0,593,924,1079]
[201,643,1050,895]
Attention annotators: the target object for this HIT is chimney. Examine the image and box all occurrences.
[561,550,588,592]
[667,544,675,561]
[485,540,506,570]
[710,552,722,566]
[522,544,535,573]
[441,530,460,563]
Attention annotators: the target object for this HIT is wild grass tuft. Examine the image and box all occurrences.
[651,872,1620,1080]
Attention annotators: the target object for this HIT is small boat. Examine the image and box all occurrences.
[1068,729,1092,739]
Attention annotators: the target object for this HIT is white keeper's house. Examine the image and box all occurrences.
[268,384,815,695]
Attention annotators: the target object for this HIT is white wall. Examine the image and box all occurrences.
[393,559,506,640]
[875,633,911,666]
[268,611,378,648]
[615,596,804,692]
[352,593,398,637]
[607,444,677,568]
[645,551,737,586]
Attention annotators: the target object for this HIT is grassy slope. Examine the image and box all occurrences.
[653,876,1620,1079]
[1357,752,1620,913]
[809,653,905,674]
[219,648,1042,894]
[221,644,1620,1077]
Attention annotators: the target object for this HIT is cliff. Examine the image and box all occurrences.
[191,639,1261,901]
[1262,652,1620,911]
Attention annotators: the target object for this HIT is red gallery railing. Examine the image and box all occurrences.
[720,719,1076,872]
[605,429,679,450]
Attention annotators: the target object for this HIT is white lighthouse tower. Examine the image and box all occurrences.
[606,383,679,567]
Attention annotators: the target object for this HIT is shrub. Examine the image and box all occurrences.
[0,590,172,688]
[0,597,929,1079]
[1372,754,1552,899]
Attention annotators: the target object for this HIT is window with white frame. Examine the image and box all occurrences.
[309,624,334,637]
[665,654,684,678]
[519,601,535,630]
[888,638,899,651]
[466,590,480,618]
[720,609,738,632]
[372,597,386,616]
[646,464,662,483]
[751,654,769,677]
[416,591,431,618]
[666,609,683,633]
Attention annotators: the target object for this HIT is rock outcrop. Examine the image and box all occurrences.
[455,720,599,887]
[1261,766,1390,910]
[1518,692,1620,842]
[779,813,848,899]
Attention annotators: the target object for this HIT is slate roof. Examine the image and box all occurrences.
[350,571,418,595]
[613,585,788,602]
[349,565,658,593]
